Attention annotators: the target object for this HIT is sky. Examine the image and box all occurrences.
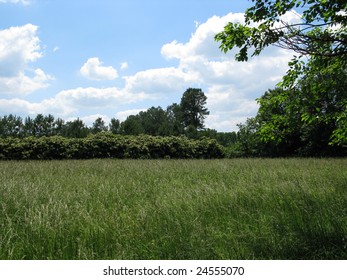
[0,0,297,131]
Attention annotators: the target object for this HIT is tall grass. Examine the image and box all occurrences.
[0,158,346,259]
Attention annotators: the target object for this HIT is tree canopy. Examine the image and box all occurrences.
[215,0,347,61]
[180,88,210,130]
[213,0,347,156]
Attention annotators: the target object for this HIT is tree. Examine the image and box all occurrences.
[23,116,35,137]
[0,114,23,137]
[120,115,144,135]
[119,107,177,136]
[252,56,347,156]
[26,114,56,137]
[53,118,65,136]
[215,0,347,61]
[62,118,89,138]
[236,117,265,157]
[180,88,210,130]
[109,118,121,134]
[138,106,169,136]
[166,103,184,135]
[91,117,108,134]
[215,0,347,154]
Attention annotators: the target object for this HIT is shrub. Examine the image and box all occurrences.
[0,133,224,160]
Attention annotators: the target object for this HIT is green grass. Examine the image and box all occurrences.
[0,158,346,259]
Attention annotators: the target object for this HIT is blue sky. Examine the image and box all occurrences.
[0,0,297,131]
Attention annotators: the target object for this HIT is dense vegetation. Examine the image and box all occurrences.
[0,88,213,139]
[0,1,346,262]
[0,88,237,159]
[216,0,347,157]
[1,159,346,259]
[1,1,346,158]
[0,133,224,160]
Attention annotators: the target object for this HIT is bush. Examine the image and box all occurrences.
[0,133,224,160]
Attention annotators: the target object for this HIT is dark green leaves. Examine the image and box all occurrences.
[180,88,209,130]
[0,134,225,160]
[215,0,347,59]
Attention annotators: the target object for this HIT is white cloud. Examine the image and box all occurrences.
[77,114,110,127]
[0,69,53,96]
[0,24,53,96]
[159,12,295,131]
[80,57,118,81]
[120,62,128,70]
[54,87,149,109]
[124,67,199,95]
[116,109,146,121]
[0,86,151,118]
[0,98,39,115]
[162,13,245,61]
[1,12,297,132]
[0,0,30,5]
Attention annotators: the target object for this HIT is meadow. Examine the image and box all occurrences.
[0,158,346,260]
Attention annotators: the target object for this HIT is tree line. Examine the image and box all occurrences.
[2,1,346,158]
[0,88,237,147]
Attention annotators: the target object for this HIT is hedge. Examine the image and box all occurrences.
[0,133,225,160]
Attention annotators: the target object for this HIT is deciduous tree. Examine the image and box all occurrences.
[180,88,210,130]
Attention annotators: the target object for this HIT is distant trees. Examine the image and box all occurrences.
[0,114,23,137]
[0,86,241,158]
[0,88,235,143]
[109,118,121,134]
[119,88,210,137]
[63,119,89,138]
[91,117,108,134]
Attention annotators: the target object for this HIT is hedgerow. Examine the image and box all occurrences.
[0,133,224,160]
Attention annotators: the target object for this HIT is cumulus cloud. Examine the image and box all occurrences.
[1,12,297,132]
[54,87,149,109]
[80,57,118,81]
[0,69,53,96]
[0,24,53,96]
[159,12,295,131]
[0,86,151,117]
[124,67,199,95]
[162,13,245,61]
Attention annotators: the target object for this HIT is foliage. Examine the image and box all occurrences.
[215,0,347,156]
[91,117,108,134]
[0,114,23,137]
[235,118,266,157]
[109,118,121,134]
[180,88,210,130]
[0,133,224,160]
[0,88,211,140]
[120,88,210,137]
[215,0,347,61]
[254,55,347,155]
[61,118,90,138]
[120,106,178,136]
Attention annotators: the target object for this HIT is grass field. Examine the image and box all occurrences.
[0,158,346,260]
